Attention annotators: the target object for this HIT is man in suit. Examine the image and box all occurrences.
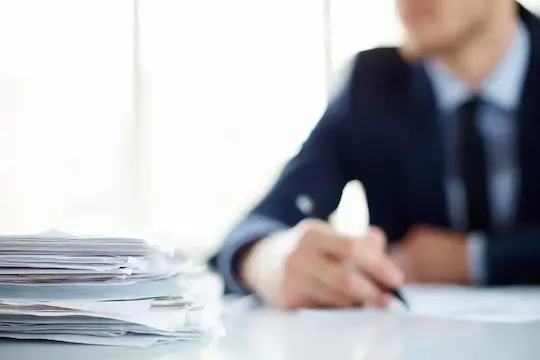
[213,0,540,308]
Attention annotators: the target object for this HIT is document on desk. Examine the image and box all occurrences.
[0,230,224,346]
[299,285,540,323]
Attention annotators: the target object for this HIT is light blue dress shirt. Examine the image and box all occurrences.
[424,22,530,283]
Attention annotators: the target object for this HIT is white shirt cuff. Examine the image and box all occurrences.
[466,231,488,285]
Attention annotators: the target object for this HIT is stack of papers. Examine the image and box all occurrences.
[0,231,223,347]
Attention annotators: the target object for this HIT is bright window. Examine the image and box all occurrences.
[2,0,536,256]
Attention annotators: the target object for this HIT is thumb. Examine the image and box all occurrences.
[349,226,387,260]
[367,226,387,252]
[389,244,417,283]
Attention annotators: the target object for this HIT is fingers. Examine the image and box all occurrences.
[296,222,402,300]
[296,220,355,261]
[367,226,387,252]
[299,253,382,304]
[265,220,404,309]
[360,256,404,288]
[286,268,390,309]
[351,228,404,289]
[305,279,357,308]
[284,276,357,309]
[389,243,418,283]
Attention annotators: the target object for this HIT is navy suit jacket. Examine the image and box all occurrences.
[213,5,540,293]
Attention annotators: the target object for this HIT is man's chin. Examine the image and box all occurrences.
[399,42,431,62]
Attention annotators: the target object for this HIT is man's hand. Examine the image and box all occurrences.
[240,219,404,309]
[390,225,470,284]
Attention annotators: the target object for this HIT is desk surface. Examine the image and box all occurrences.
[2,305,540,360]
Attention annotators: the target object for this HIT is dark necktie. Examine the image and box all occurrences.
[459,97,491,230]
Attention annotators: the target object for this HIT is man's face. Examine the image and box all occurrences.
[397,0,494,56]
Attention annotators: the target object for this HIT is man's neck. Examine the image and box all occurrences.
[437,13,519,87]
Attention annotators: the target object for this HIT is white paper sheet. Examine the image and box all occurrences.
[0,332,181,347]
[400,285,540,323]
[0,230,156,257]
[0,268,133,275]
[0,276,187,300]
[0,303,188,332]
[299,285,540,323]
[0,299,154,315]
[0,254,137,264]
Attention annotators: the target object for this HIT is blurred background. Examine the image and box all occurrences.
[0,0,539,258]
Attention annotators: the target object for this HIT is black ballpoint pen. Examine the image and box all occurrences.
[373,264,409,309]
[390,288,409,309]
[361,268,409,309]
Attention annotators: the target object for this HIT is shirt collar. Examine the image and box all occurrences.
[424,21,530,112]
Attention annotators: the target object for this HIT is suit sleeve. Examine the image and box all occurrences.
[214,62,358,295]
[485,226,540,285]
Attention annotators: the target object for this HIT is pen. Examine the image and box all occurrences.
[388,288,409,309]
[348,261,409,309]
[295,193,409,309]
[391,289,409,309]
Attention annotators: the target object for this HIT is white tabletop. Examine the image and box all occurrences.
[2,297,540,360]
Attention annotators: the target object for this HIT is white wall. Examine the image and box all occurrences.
[0,0,135,232]
[0,0,537,254]
[137,0,329,253]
